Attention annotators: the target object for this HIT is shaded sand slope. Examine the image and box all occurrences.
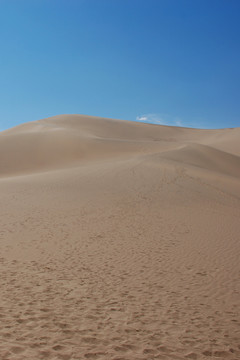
[160,143,240,179]
[0,115,239,360]
[199,127,240,156]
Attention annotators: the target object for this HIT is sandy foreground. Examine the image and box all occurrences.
[0,115,239,360]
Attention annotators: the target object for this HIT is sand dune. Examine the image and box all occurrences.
[0,115,239,359]
[1,114,239,177]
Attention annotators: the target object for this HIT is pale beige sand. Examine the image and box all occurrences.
[0,115,239,360]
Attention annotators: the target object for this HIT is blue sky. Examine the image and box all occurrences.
[0,0,240,130]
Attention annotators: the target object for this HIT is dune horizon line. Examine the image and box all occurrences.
[1,113,240,133]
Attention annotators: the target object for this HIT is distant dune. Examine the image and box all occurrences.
[0,115,239,359]
[1,114,240,177]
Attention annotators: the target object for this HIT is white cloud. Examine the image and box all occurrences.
[174,118,183,127]
[136,113,165,125]
[136,116,148,121]
[136,113,185,127]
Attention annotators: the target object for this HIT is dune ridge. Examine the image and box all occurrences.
[0,115,239,359]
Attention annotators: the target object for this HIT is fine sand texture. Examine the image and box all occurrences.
[0,114,239,359]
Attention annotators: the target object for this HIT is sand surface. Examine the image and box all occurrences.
[0,115,239,359]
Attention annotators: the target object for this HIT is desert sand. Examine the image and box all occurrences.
[0,114,239,360]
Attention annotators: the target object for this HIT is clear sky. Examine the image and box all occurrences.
[1,0,240,130]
